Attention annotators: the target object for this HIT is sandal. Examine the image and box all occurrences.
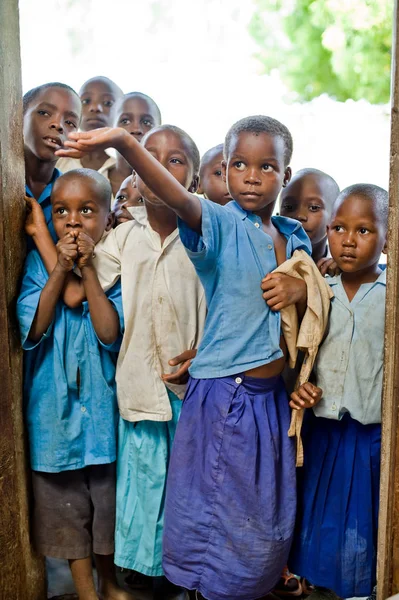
[273,566,303,597]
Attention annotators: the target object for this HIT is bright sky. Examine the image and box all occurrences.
[19,0,390,190]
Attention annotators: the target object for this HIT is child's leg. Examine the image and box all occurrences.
[94,553,136,600]
[89,463,136,600]
[69,557,99,600]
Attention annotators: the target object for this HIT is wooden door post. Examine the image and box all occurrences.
[0,0,46,598]
[377,1,399,598]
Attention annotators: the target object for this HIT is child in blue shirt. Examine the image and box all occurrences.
[18,169,134,600]
[57,114,311,600]
[289,184,387,598]
[23,82,82,249]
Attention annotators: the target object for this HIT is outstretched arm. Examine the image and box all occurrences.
[56,127,202,232]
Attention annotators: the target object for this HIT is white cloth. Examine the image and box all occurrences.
[93,206,206,422]
[56,154,116,178]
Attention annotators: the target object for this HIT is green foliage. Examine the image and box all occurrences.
[249,0,393,103]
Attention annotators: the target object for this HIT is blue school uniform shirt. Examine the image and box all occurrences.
[313,269,386,425]
[17,250,124,473]
[179,197,311,378]
[25,168,60,251]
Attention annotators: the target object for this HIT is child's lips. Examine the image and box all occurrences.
[43,136,63,150]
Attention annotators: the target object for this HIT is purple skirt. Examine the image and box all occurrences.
[163,374,296,600]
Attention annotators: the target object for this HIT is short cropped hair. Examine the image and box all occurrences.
[290,168,340,209]
[23,82,79,114]
[79,76,123,98]
[142,124,200,177]
[224,115,293,167]
[336,183,389,229]
[200,144,224,176]
[52,168,112,210]
[122,92,162,125]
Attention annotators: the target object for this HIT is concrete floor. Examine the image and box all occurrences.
[46,558,188,600]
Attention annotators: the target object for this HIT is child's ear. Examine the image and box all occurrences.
[189,175,199,194]
[105,212,114,232]
[282,167,292,188]
[221,160,227,182]
[132,173,137,188]
[382,239,388,254]
[197,179,204,195]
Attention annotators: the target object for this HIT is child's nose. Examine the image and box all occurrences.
[50,122,64,134]
[90,103,103,113]
[245,169,261,184]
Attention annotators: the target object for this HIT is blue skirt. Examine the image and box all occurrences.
[289,411,381,598]
[163,374,296,600]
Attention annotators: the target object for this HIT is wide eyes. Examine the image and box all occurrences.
[116,194,127,203]
[233,161,245,171]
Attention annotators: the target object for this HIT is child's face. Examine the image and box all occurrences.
[199,149,231,206]
[116,97,160,143]
[80,79,120,131]
[280,174,330,244]
[52,178,111,244]
[136,129,196,207]
[113,175,143,225]
[328,194,386,274]
[223,132,290,213]
[23,88,81,162]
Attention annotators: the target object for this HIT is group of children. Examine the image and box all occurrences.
[17,76,387,600]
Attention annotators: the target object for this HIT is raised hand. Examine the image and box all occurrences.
[76,232,96,270]
[56,232,78,272]
[25,196,48,237]
[290,382,323,410]
[55,127,130,158]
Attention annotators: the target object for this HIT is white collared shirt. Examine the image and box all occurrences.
[313,269,386,425]
[93,207,206,422]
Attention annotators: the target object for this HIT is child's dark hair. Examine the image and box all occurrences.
[337,183,389,228]
[290,168,340,207]
[224,115,293,167]
[79,76,123,97]
[52,168,112,209]
[200,144,224,175]
[23,82,79,114]
[122,92,162,125]
[142,125,201,177]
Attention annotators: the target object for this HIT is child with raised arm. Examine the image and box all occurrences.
[23,82,82,249]
[18,169,134,600]
[288,184,387,598]
[57,114,312,600]
[57,76,123,176]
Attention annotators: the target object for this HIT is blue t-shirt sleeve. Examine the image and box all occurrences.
[178,196,231,268]
[273,216,312,258]
[16,251,53,350]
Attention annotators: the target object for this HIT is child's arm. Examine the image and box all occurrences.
[290,382,322,410]
[77,232,120,346]
[29,235,77,342]
[162,349,197,385]
[57,128,202,232]
[25,197,87,308]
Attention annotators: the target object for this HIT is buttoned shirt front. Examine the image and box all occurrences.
[17,250,123,472]
[314,270,386,425]
[93,207,206,422]
[25,168,61,250]
[178,197,311,378]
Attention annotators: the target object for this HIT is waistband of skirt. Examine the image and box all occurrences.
[190,373,283,394]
